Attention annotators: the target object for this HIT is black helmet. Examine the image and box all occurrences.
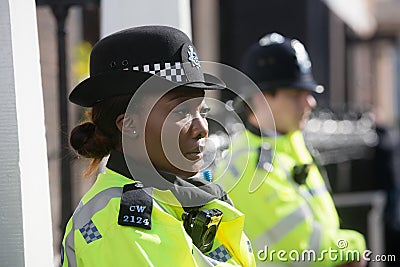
[241,32,324,93]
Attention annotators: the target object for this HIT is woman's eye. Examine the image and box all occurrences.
[200,107,211,118]
[174,109,191,118]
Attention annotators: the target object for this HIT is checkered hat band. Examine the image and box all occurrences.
[130,62,188,83]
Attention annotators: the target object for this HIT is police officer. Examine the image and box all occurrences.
[215,33,366,266]
[61,26,255,267]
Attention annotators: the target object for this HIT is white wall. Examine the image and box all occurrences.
[101,0,192,38]
[0,0,54,265]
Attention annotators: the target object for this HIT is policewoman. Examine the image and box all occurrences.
[215,33,366,266]
[60,26,255,267]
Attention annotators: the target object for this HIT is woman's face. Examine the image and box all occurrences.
[138,88,209,178]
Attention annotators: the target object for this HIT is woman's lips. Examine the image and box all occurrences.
[184,139,206,160]
[185,151,203,160]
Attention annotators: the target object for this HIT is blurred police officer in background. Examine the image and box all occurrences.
[215,33,366,266]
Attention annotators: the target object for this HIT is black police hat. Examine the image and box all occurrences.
[241,33,324,93]
[69,25,225,107]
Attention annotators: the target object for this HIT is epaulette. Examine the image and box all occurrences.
[256,142,274,172]
[118,182,153,230]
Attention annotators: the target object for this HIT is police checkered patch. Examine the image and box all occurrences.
[207,245,232,262]
[79,219,102,244]
[131,62,187,83]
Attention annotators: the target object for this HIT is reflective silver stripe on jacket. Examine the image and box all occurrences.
[307,186,328,197]
[308,222,322,257]
[254,205,323,266]
[65,187,123,267]
[254,203,313,249]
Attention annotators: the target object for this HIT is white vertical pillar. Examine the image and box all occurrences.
[0,0,54,266]
[101,0,192,38]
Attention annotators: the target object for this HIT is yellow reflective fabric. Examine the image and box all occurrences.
[215,130,366,266]
[61,168,255,267]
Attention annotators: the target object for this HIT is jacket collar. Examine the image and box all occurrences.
[245,119,279,138]
[105,150,226,209]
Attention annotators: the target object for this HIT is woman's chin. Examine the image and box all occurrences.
[178,162,204,178]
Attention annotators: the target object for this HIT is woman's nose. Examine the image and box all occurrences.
[190,116,208,139]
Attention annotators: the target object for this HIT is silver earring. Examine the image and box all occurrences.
[133,130,137,135]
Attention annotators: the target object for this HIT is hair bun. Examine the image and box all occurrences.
[70,122,112,159]
[70,122,96,151]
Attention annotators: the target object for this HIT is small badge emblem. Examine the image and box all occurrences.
[188,45,201,69]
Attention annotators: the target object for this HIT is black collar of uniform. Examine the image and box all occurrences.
[245,119,262,136]
[105,150,226,208]
[106,150,134,179]
[106,150,180,185]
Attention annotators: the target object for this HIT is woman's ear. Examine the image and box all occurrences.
[115,114,138,138]
[115,114,125,132]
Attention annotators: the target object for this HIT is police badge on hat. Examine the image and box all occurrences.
[187,45,201,69]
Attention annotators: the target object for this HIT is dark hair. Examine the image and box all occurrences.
[70,95,132,176]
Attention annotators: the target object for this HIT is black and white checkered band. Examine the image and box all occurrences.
[126,62,188,83]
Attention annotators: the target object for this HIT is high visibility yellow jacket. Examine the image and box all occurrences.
[61,167,256,267]
[215,129,366,266]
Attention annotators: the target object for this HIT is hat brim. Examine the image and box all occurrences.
[257,79,324,94]
[232,79,324,113]
[69,70,226,107]
[288,80,324,93]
